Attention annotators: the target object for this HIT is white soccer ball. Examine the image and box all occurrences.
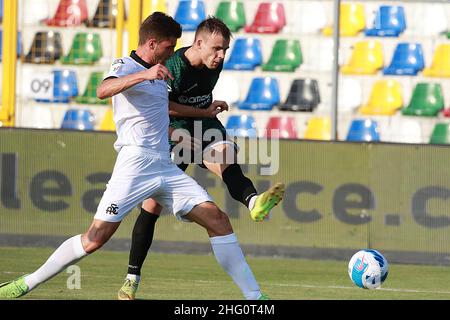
[348,249,389,289]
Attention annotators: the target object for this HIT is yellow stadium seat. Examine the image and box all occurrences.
[175,38,182,51]
[341,40,383,75]
[304,117,331,140]
[100,107,115,131]
[142,0,167,21]
[423,44,450,78]
[322,3,365,37]
[359,79,403,115]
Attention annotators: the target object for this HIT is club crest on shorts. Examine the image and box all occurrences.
[106,203,119,215]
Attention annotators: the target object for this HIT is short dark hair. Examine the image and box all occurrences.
[195,16,232,41]
[139,12,182,45]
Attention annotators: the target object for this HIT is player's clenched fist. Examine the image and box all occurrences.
[144,64,174,81]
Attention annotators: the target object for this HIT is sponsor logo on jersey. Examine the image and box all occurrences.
[178,93,211,105]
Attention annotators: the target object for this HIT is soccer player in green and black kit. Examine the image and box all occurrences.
[118,17,285,300]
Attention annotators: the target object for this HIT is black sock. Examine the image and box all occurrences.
[127,208,159,276]
[222,164,258,208]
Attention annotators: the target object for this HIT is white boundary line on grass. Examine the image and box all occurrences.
[265,283,450,295]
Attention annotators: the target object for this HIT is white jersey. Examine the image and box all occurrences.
[106,52,170,153]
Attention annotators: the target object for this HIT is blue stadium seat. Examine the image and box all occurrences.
[225,115,257,138]
[61,109,95,130]
[174,0,206,31]
[35,70,78,103]
[0,30,22,61]
[365,5,406,37]
[224,38,262,70]
[383,43,424,76]
[237,77,280,111]
[346,119,380,142]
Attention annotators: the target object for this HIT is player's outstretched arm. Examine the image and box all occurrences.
[97,64,173,99]
[169,100,228,118]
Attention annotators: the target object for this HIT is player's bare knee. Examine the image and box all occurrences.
[207,207,233,236]
[81,232,106,253]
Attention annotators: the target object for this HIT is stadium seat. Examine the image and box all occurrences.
[225,115,257,138]
[443,108,450,118]
[61,33,103,65]
[402,83,444,117]
[174,0,206,31]
[245,2,286,34]
[322,3,365,36]
[365,5,406,37]
[423,44,450,78]
[385,119,422,144]
[75,72,109,105]
[215,1,246,32]
[23,31,63,64]
[61,109,95,130]
[338,78,362,112]
[223,38,262,70]
[284,1,327,34]
[35,70,78,103]
[23,0,50,25]
[429,123,450,145]
[407,4,447,37]
[99,107,115,131]
[261,39,302,72]
[302,39,333,72]
[341,40,384,75]
[238,77,280,111]
[265,116,297,139]
[346,119,380,142]
[278,78,320,112]
[19,105,54,129]
[304,117,331,140]
[0,0,2,22]
[142,0,167,18]
[383,43,424,76]
[46,0,89,27]
[359,79,403,116]
[86,0,122,28]
[446,31,450,39]
[212,74,240,106]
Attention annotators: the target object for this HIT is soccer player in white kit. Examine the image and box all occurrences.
[0,12,267,300]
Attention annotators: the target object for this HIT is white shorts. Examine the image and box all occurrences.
[94,146,213,223]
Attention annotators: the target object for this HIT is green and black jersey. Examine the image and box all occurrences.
[166,46,222,115]
[166,46,228,149]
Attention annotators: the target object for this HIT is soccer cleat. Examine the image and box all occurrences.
[250,182,285,222]
[0,275,29,299]
[258,293,270,300]
[117,278,139,300]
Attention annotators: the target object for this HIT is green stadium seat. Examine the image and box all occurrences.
[62,33,103,65]
[75,72,109,105]
[429,123,450,144]
[215,1,246,32]
[262,39,302,72]
[401,83,444,117]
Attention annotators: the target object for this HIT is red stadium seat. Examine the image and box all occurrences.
[46,0,88,27]
[245,2,286,34]
[265,116,297,139]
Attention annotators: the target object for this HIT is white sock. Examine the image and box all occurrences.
[126,274,141,283]
[210,233,261,300]
[248,195,257,211]
[24,234,88,291]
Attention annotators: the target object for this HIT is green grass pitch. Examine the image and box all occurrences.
[1,246,450,300]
